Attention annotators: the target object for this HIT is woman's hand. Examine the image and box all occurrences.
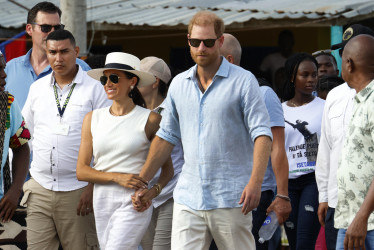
[112,173,148,189]
[131,188,154,212]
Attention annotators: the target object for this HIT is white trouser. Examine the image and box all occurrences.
[171,202,255,250]
[93,183,152,250]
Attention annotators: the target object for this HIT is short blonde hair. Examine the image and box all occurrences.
[188,11,225,38]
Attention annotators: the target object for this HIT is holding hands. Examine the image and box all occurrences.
[132,183,163,212]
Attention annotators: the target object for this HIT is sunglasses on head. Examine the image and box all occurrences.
[32,23,65,33]
[312,49,332,57]
[100,74,121,86]
[188,37,220,48]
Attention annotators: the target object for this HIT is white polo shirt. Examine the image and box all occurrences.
[22,65,111,191]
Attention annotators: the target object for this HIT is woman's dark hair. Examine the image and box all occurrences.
[123,71,147,108]
[282,52,318,101]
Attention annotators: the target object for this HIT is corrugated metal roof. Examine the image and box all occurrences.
[1,0,374,29]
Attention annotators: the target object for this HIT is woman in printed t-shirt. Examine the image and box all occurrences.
[76,52,173,250]
[281,53,325,250]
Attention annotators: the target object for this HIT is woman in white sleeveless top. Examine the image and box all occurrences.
[76,52,174,250]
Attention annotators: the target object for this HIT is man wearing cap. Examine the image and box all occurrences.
[333,34,374,249]
[312,50,339,78]
[315,24,374,250]
[138,57,184,250]
[21,29,109,249]
[5,1,90,109]
[134,11,272,249]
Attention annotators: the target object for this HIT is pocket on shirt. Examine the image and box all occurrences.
[66,101,92,124]
[328,106,344,144]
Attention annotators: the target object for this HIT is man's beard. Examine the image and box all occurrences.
[190,50,216,67]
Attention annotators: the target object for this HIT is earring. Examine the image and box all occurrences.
[130,86,134,90]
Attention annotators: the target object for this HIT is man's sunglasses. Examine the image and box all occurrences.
[188,37,220,48]
[32,23,65,33]
[100,74,121,86]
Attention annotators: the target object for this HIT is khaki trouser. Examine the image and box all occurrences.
[22,178,98,250]
[141,198,174,250]
[171,202,255,250]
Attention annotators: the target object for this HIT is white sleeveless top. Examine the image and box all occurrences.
[91,105,151,174]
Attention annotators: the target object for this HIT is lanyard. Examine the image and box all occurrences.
[53,83,76,118]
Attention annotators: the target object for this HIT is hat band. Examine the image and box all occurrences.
[105,63,135,71]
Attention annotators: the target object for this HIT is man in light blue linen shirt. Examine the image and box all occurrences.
[5,1,90,109]
[134,11,272,249]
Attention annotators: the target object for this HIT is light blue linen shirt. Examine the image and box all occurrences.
[260,86,285,192]
[5,49,91,109]
[157,57,272,210]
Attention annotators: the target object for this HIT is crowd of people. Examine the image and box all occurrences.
[0,1,374,250]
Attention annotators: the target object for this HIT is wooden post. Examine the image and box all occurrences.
[60,0,87,57]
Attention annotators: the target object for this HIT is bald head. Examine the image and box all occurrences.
[221,33,242,66]
[342,34,374,91]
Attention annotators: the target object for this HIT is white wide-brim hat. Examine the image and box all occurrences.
[87,52,156,87]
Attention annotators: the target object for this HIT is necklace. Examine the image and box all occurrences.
[109,105,135,116]
[288,97,314,107]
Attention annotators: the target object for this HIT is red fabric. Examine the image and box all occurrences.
[315,226,328,250]
[5,35,26,62]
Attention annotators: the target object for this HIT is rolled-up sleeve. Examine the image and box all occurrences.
[243,76,273,142]
[156,80,181,146]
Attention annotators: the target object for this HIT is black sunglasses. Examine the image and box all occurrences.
[32,23,65,33]
[100,74,121,86]
[188,37,220,48]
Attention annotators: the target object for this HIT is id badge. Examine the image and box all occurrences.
[52,123,70,136]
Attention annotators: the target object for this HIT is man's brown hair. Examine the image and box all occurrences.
[188,11,225,38]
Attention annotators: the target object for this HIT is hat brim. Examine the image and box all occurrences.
[87,68,156,87]
[331,41,345,50]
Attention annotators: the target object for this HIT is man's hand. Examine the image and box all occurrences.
[344,213,368,250]
[239,183,261,215]
[131,188,152,212]
[113,173,148,190]
[0,187,21,222]
[77,184,94,216]
[318,202,328,227]
[266,197,291,225]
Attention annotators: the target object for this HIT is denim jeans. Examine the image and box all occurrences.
[336,229,374,249]
[252,190,274,250]
[284,172,320,250]
[325,207,339,250]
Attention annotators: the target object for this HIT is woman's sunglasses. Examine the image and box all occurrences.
[188,37,220,48]
[32,23,65,33]
[100,74,121,86]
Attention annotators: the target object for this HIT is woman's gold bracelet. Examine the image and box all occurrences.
[153,183,162,197]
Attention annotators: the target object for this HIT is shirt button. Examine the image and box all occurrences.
[53,147,55,149]
[52,164,55,166]
[54,179,56,181]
